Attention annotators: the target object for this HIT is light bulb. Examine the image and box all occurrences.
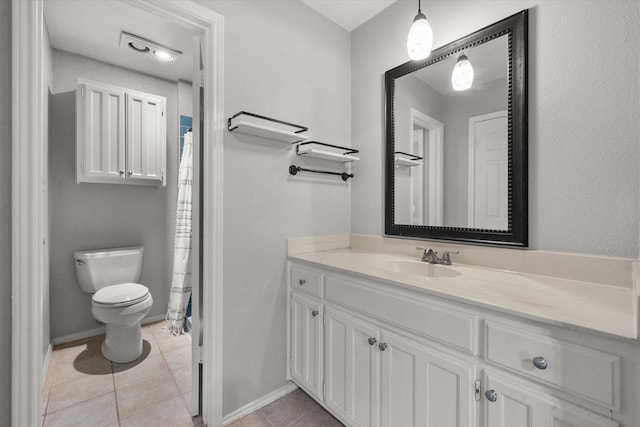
[152,49,175,62]
[407,13,433,60]
[451,55,474,91]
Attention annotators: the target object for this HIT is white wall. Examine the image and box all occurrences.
[0,0,12,424]
[352,0,640,258]
[48,50,179,339]
[195,0,351,416]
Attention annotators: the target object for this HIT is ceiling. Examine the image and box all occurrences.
[300,0,397,32]
[43,0,398,82]
[44,0,196,82]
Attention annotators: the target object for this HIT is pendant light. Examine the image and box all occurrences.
[451,54,474,91]
[407,0,433,60]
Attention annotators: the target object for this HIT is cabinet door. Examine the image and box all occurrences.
[126,91,166,185]
[483,371,618,427]
[325,306,380,427]
[380,330,476,427]
[290,292,323,399]
[77,82,126,183]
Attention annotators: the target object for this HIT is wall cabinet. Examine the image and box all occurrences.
[288,261,638,427]
[76,80,166,186]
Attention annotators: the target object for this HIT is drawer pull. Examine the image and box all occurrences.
[378,343,388,351]
[485,389,498,402]
[311,310,319,317]
[532,356,548,370]
[299,279,306,285]
[368,337,377,346]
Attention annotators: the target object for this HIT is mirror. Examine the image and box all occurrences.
[385,10,528,246]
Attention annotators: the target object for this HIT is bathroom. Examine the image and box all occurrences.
[2,0,640,427]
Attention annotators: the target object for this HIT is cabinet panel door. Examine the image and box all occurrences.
[325,306,380,427]
[290,292,323,399]
[126,91,166,185]
[78,83,125,183]
[380,330,476,427]
[484,371,618,427]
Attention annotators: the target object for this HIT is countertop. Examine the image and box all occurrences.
[289,248,639,340]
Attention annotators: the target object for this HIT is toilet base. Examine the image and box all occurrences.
[101,321,143,363]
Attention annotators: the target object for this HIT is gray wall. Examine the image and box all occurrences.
[393,75,443,224]
[0,0,11,424]
[195,0,351,416]
[49,50,179,339]
[351,0,640,258]
[442,78,506,226]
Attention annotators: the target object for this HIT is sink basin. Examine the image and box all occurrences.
[380,260,461,278]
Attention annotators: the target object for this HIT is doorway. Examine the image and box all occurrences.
[12,1,223,425]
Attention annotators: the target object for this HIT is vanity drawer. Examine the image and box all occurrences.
[485,321,620,408]
[325,275,477,354]
[291,265,323,298]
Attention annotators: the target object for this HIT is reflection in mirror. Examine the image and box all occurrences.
[385,10,528,246]
[394,35,508,229]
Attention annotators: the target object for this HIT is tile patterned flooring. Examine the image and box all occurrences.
[42,321,342,426]
[42,321,198,427]
[227,389,343,427]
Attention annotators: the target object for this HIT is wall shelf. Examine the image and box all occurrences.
[394,151,423,167]
[296,141,360,163]
[228,111,309,143]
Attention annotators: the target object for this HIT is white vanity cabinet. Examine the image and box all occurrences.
[288,260,639,427]
[76,79,166,186]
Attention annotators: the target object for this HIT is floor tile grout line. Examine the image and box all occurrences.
[111,360,123,423]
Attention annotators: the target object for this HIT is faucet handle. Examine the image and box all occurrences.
[416,247,436,253]
[441,250,459,264]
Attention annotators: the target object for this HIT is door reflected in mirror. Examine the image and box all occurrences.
[394,35,508,230]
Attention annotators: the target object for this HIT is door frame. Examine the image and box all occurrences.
[410,108,443,226]
[11,1,224,425]
[467,110,507,228]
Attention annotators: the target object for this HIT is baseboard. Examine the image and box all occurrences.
[222,382,298,426]
[51,314,167,345]
[42,343,52,388]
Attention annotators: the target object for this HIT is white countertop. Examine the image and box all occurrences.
[289,248,639,340]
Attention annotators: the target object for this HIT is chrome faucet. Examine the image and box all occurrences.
[416,247,459,265]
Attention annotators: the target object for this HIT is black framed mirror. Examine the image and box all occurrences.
[385,10,528,247]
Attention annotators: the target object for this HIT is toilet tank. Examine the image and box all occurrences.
[74,246,144,293]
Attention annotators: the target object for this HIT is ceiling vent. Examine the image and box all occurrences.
[119,31,182,63]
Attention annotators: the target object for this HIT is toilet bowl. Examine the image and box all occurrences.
[74,246,153,363]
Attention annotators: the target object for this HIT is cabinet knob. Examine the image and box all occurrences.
[378,343,388,351]
[485,389,498,402]
[127,170,133,176]
[368,337,377,346]
[311,310,319,317]
[299,279,306,285]
[119,170,124,176]
[532,356,548,370]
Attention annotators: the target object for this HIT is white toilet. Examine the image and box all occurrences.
[74,246,153,363]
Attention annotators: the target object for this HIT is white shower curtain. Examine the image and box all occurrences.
[166,131,193,335]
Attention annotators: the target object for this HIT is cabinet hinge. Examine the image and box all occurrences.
[194,345,204,364]
[474,379,481,401]
[80,162,84,173]
[322,382,326,397]
[322,311,326,326]
[81,87,85,97]
[194,69,205,87]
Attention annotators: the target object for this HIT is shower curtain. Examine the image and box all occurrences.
[166,130,193,335]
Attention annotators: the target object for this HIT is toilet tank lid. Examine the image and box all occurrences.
[74,246,144,260]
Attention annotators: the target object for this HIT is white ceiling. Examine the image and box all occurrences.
[44,0,196,82]
[300,0,397,31]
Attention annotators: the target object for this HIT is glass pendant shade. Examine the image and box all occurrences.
[451,55,474,91]
[407,12,433,60]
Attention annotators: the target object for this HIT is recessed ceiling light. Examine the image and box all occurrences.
[152,49,176,62]
[119,31,181,64]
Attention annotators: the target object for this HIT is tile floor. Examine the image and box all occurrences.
[227,389,343,427]
[42,321,342,427]
[41,321,198,427]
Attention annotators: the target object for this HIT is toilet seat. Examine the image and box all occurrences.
[92,283,150,308]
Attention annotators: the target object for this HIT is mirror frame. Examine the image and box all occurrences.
[385,10,528,247]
